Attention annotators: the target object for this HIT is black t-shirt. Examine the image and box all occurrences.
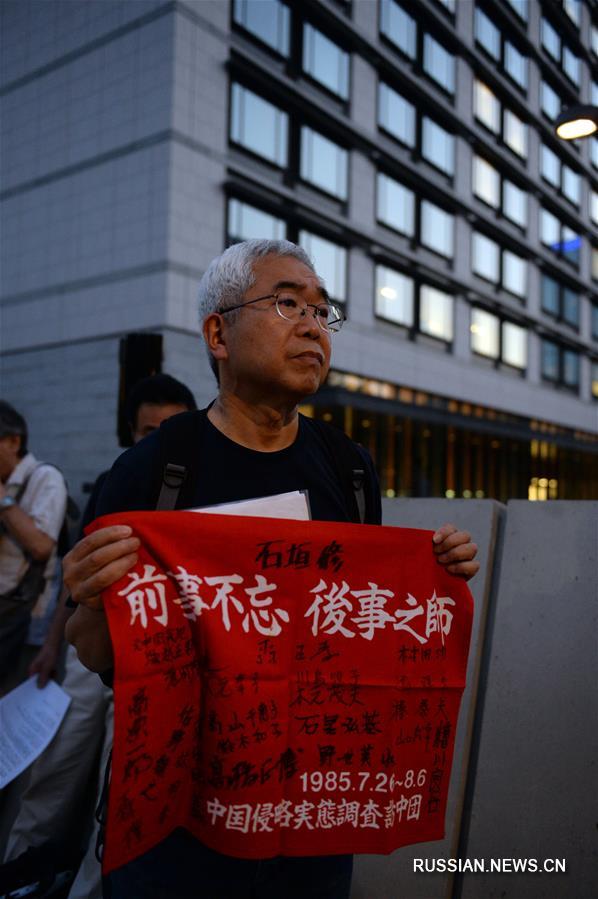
[95,412,382,525]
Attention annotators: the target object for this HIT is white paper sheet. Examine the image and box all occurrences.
[191,489,311,520]
[0,675,71,789]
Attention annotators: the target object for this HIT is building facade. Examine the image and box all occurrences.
[1,0,597,506]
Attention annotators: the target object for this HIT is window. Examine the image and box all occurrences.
[474,8,500,60]
[423,34,455,94]
[503,179,527,228]
[473,80,526,157]
[378,84,454,178]
[474,80,500,133]
[300,127,348,199]
[541,18,560,60]
[377,174,453,257]
[563,0,581,26]
[540,274,579,328]
[562,47,580,86]
[542,151,580,209]
[421,201,453,258]
[593,139,598,170]
[233,0,290,55]
[230,84,288,166]
[471,308,499,358]
[540,144,560,186]
[299,231,346,301]
[541,339,579,389]
[378,83,416,147]
[472,231,526,296]
[505,0,528,21]
[541,17,580,86]
[473,155,500,208]
[591,190,598,226]
[562,167,580,206]
[593,247,598,281]
[563,350,579,387]
[472,232,500,283]
[422,118,454,175]
[503,109,527,158]
[420,285,453,340]
[375,265,414,326]
[592,303,598,339]
[375,266,452,341]
[540,208,581,266]
[540,208,560,247]
[228,198,285,242]
[504,42,527,89]
[540,81,560,121]
[592,361,598,400]
[502,321,527,368]
[470,308,527,369]
[541,339,559,380]
[380,0,416,59]
[502,250,526,297]
[541,341,579,388]
[377,173,415,236]
[303,23,349,99]
[474,10,528,91]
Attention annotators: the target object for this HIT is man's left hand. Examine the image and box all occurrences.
[433,523,479,580]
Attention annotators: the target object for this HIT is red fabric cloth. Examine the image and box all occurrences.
[89,512,473,874]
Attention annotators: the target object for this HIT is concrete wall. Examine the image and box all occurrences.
[350,499,598,899]
[458,501,597,899]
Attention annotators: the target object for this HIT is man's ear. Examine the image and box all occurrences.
[203,314,229,365]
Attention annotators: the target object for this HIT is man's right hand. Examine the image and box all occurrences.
[63,525,140,611]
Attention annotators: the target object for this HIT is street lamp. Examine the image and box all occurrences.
[554,104,598,141]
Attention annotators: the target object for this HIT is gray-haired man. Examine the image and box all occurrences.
[65,240,478,898]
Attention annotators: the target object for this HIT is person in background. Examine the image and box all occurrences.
[0,375,197,899]
[0,400,67,695]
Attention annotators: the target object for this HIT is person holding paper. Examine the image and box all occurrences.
[64,239,479,898]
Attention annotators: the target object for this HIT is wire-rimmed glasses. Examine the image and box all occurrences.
[218,293,345,333]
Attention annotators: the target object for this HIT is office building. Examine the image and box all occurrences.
[1,0,597,503]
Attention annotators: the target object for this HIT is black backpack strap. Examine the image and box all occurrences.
[307,418,369,524]
[156,463,187,510]
[155,409,209,510]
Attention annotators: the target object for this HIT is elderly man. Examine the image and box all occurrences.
[0,401,67,692]
[65,239,478,899]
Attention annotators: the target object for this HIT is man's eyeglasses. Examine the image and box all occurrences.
[218,293,345,333]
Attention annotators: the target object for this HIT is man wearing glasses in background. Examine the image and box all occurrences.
[64,239,478,899]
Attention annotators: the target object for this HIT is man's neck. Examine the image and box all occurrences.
[208,393,299,451]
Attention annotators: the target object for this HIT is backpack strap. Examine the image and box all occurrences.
[155,410,209,511]
[306,418,369,524]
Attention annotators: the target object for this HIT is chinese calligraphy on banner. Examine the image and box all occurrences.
[90,512,473,874]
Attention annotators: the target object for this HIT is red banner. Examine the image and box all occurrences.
[89,512,473,874]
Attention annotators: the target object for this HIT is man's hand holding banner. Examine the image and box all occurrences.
[88,512,473,873]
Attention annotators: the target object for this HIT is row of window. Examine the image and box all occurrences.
[372,264,587,390]
[235,1,593,117]
[540,16,581,86]
[231,81,591,266]
[227,196,597,391]
[474,7,528,91]
[233,0,349,99]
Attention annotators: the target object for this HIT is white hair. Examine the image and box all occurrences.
[198,239,320,381]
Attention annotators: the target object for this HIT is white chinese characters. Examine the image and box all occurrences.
[118,566,456,645]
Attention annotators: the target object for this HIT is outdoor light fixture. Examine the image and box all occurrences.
[554,104,598,141]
